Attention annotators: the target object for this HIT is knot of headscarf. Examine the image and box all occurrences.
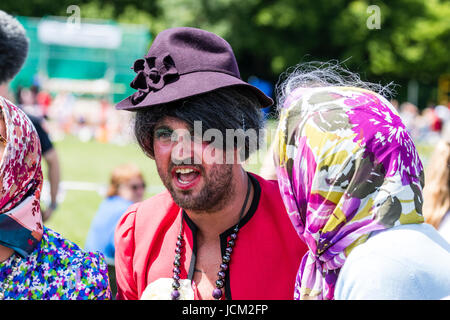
[130,53,179,105]
[0,97,43,257]
[275,87,424,300]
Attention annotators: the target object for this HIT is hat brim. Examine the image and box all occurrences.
[115,71,274,111]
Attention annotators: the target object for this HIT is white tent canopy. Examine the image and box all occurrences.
[37,19,122,49]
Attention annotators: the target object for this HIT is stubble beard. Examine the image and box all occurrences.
[158,163,235,213]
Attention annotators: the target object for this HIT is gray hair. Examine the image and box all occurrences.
[275,60,397,110]
[0,10,29,84]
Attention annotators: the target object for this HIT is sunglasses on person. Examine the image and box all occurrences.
[129,183,146,191]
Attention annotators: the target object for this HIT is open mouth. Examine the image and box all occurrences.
[171,166,202,189]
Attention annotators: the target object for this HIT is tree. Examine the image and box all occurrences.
[2,0,449,105]
[149,0,449,105]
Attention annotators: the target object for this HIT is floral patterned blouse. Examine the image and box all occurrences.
[0,227,111,300]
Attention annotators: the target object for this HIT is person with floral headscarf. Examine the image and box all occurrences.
[0,97,111,300]
[274,62,450,300]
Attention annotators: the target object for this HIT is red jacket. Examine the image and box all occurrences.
[115,173,307,300]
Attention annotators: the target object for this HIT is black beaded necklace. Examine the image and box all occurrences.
[171,176,252,300]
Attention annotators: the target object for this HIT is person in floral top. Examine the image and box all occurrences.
[0,97,111,300]
[273,62,450,300]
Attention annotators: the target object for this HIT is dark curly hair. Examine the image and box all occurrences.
[134,86,264,161]
[0,10,29,84]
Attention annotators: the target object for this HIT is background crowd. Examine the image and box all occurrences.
[0,0,449,300]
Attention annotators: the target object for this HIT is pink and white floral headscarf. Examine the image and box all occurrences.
[0,97,43,257]
[274,87,424,300]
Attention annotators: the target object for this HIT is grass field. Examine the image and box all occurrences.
[43,122,435,249]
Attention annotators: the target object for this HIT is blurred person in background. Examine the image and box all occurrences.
[399,101,420,139]
[423,125,450,243]
[273,61,450,300]
[390,98,399,111]
[85,163,146,298]
[31,83,52,118]
[0,97,111,299]
[423,106,443,133]
[416,107,442,144]
[0,10,60,222]
[435,105,450,126]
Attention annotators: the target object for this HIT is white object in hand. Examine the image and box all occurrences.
[140,278,195,300]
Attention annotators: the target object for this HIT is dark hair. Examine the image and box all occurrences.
[0,11,29,84]
[134,86,264,161]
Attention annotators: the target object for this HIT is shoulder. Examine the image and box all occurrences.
[25,113,40,124]
[114,191,180,299]
[335,244,420,300]
[37,227,111,299]
[115,191,177,235]
[138,190,178,214]
[115,190,179,255]
[250,172,279,190]
[42,227,106,268]
[335,224,450,300]
[249,172,282,204]
[249,172,291,220]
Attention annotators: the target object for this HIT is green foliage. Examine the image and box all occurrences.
[2,0,449,101]
[208,0,449,83]
[133,0,449,95]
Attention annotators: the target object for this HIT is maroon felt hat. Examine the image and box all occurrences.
[115,27,273,111]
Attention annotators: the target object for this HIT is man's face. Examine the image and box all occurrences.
[152,116,234,212]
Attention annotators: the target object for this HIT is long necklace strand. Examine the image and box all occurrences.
[171,176,251,300]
